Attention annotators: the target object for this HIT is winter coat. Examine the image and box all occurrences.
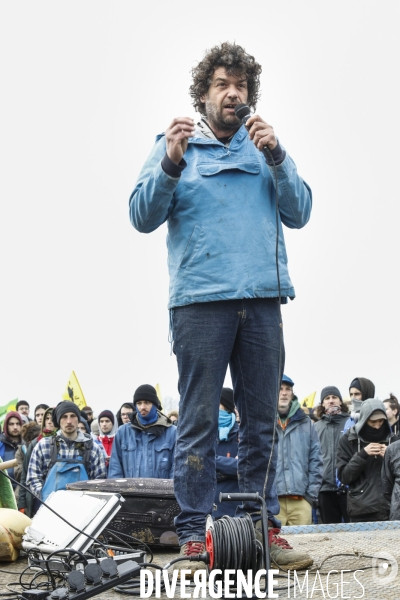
[214,422,239,518]
[129,125,312,308]
[275,406,323,504]
[314,412,349,491]
[381,439,400,519]
[17,438,38,516]
[26,430,107,496]
[0,432,20,485]
[337,398,396,521]
[108,413,176,479]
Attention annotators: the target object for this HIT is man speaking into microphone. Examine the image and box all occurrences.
[129,42,312,574]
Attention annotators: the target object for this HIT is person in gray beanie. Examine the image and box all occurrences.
[26,400,106,507]
[314,386,350,523]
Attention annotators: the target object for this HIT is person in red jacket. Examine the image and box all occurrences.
[97,410,118,466]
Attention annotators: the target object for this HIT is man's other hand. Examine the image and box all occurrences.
[165,118,195,165]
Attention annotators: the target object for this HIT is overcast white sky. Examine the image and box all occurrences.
[1,1,399,415]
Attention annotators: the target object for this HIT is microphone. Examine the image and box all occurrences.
[234,103,274,163]
[234,103,252,125]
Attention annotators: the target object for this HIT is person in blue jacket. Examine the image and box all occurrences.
[129,41,312,573]
[108,384,176,479]
[275,375,323,525]
[214,388,240,519]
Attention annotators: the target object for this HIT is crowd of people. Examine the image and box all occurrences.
[1,377,400,530]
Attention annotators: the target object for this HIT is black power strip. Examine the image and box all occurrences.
[21,559,141,600]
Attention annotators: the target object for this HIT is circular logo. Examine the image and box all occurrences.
[371,552,398,586]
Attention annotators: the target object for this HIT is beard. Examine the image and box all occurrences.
[204,99,241,133]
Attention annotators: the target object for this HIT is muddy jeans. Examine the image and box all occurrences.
[172,298,283,544]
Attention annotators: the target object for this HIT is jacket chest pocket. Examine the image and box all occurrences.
[120,441,138,476]
[154,440,173,477]
[197,160,260,177]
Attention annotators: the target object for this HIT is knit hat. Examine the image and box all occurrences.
[53,401,81,428]
[133,384,160,408]
[220,388,235,413]
[282,374,294,387]
[98,410,115,425]
[349,378,362,392]
[320,386,343,402]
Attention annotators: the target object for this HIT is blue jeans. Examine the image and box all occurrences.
[172,298,283,544]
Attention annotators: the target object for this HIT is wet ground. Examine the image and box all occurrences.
[1,525,400,599]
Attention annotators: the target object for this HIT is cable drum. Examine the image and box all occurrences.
[206,514,262,577]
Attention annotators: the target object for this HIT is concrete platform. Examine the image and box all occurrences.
[1,523,399,599]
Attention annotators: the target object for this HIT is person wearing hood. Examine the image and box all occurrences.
[17,407,56,516]
[314,387,350,523]
[0,411,23,484]
[116,402,136,427]
[96,410,118,465]
[337,398,397,522]
[26,401,106,502]
[108,384,176,479]
[275,375,323,525]
[343,377,375,433]
[81,406,95,425]
[213,388,240,518]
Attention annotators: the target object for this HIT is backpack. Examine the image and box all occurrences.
[41,436,93,502]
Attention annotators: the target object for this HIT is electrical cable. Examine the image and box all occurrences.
[101,527,153,562]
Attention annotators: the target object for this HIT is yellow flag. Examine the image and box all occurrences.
[155,383,163,410]
[62,371,87,410]
[302,391,316,408]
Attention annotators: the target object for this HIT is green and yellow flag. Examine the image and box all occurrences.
[62,371,86,410]
[0,399,17,426]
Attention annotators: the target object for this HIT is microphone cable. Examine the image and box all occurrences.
[234,102,284,519]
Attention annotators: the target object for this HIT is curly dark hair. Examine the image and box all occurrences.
[190,42,262,115]
[315,401,349,419]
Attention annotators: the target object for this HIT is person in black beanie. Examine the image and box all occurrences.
[337,398,398,522]
[108,384,176,479]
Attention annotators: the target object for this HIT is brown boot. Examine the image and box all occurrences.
[255,521,313,570]
[175,541,207,577]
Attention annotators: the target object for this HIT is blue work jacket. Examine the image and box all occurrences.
[275,408,323,504]
[129,125,312,309]
[108,417,176,479]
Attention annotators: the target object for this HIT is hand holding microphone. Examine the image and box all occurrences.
[234,104,278,151]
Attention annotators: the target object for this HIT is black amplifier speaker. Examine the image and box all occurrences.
[67,478,180,548]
